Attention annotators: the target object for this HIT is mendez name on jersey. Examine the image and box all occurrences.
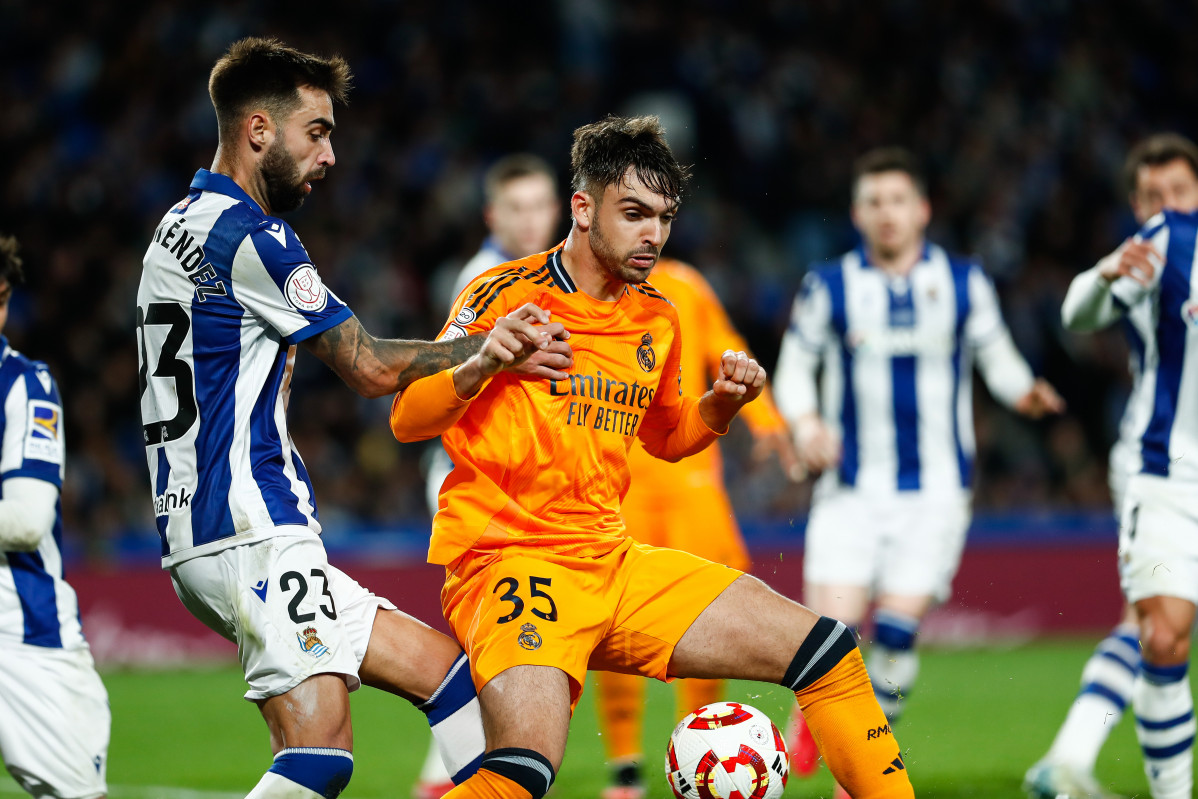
[137,169,352,568]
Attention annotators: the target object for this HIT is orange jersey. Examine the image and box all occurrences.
[391,245,723,566]
[624,259,788,500]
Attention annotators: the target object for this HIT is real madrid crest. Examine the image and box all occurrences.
[636,333,656,372]
[518,622,543,651]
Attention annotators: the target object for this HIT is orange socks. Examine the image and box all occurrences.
[441,768,531,799]
[785,617,914,798]
[678,677,724,718]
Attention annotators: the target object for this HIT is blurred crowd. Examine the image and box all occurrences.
[3,0,1194,556]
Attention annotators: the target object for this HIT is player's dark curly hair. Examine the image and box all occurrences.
[570,115,690,203]
[852,146,927,200]
[208,37,352,142]
[1124,133,1198,193]
[0,234,25,287]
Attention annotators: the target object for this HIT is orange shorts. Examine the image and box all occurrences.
[441,537,742,704]
[621,482,751,574]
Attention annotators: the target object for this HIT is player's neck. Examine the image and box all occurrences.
[561,232,625,302]
[210,149,273,216]
[866,239,924,277]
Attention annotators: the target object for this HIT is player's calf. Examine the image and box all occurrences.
[782,617,914,798]
[246,748,354,798]
[417,651,486,783]
[866,609,920,723]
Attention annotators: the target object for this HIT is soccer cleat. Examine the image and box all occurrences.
[601,761,645,799]
[412,779,455,799]
[1022,759,1122,799]
[785,703,821,777]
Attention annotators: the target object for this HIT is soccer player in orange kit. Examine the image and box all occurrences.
[595,257,798,799]
[390,115,914,799]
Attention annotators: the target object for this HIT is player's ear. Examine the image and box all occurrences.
[246,111,272,154]
[570,191,594,231]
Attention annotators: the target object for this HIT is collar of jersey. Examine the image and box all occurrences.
[855,240,932,270]
[190,169,265,215]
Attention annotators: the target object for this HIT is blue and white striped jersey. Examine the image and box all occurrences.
[137,169,353,568]
[1104,209,1198,482]
[775,243,1034,495]
[0,340,80,648]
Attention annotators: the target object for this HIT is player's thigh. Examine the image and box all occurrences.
[589,543,741,682]
[804,582,871,626]
[1119,475,1198,607]
[442,548,613,706]
[170,535,363,703]
[358,606,463,703]
[669,574,820,683]
[875,492,970,604]
[479,664,572,770]
[0,644,110,799]
[803,488,882,596]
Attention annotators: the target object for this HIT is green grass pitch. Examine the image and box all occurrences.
[1,640,1176,797]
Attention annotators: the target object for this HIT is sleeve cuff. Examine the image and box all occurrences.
[285,306,354,345]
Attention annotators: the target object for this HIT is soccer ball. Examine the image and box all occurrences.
[665,702,790,799]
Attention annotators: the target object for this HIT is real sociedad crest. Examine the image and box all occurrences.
[298,626,329,658]
[518,622,542,651]
[637,333,656,372]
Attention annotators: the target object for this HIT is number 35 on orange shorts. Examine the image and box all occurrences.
[441,537,741,706]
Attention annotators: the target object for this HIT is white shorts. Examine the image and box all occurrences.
[1118,474,1198,605]
[0,643,109,799]
[1108,439,1134,519]
[804,487,971,600]
[170,532,397,701]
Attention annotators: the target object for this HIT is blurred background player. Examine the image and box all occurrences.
[774,147,1064,789]
[0,234,110,799]
[1025,133,1198,799]
[416,153,562,799]
[1042,134,1198,799]
[593,256,798,799]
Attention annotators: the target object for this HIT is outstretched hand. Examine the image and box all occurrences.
[1097,238,1162,286]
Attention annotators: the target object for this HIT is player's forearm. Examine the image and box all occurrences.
[975,331,1036,409]
[772,334,821,425]
[0,478,58,551]
[306,316,485,398]
[640,395,724,462]
[389,367,488,442]
[1061,264,1125,332]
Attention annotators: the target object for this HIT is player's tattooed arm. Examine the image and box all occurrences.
[304,315,485,398]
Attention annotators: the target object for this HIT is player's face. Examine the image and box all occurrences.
[1131,158,1198,224]
[851,171,930,260]
[586,169,677,285]
[260,86,336,214]
[488,174,561,258]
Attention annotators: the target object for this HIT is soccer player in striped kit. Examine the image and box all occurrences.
[0,235,110,798]
[1038,133,1198,799]
[137,38,568,798]
[774,147,1063,791]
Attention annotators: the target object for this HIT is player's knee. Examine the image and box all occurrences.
[1141,624,1190,665]
[268,748,354,798]
[479,748,556,799]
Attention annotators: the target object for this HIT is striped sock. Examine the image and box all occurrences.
[867,610,920,723]
[1134,660,1194,799]
[419,652,485,784]
[1044,624,1139,772]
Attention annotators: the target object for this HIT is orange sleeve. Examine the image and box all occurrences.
[690,269,789,437]
[637,313,724,462]
[389,366,492,442]
[388,267,512,442]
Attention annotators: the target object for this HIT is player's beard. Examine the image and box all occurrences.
[589,213,658,285]
[260,139,323,214]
